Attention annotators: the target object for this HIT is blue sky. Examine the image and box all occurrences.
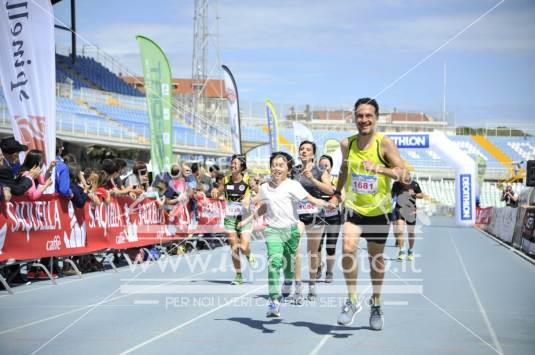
[53,0,535,129]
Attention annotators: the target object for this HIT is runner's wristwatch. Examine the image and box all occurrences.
[333,189,342,200]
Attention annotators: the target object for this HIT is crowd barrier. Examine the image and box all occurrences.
[0,195,251,264]
[477,187,535,256]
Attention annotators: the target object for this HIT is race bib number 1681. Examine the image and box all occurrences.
[351,173,378,194]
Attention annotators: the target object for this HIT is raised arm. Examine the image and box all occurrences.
[303,162,334,195]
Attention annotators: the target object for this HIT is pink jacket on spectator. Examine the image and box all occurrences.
[22,172,46,201]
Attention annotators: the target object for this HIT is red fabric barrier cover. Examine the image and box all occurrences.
[0,195,189,262]
[0,196,266,262]
[475,207,493,225]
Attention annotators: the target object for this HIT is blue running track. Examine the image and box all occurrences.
[1,217,534,355]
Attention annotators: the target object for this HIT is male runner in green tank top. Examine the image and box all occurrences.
[331,97,408,330]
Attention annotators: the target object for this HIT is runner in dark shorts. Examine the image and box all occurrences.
[331,97,409,331]
[391,179,423,261]
[291,141,335,302]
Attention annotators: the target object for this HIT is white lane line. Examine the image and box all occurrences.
[133,300,160,305]
[309,329,335,355]
[28,248,226,355]
[384,301,409,306]
[450,233,504,355]
[308,261,373,355]
[29,268,146,355]
[0,269,129,299]
[309,285,372,355]
[118,285,265,355]
[0,269,211,336]
[0,248,220,299]
[420,294,502,355]
[386,251,503,355]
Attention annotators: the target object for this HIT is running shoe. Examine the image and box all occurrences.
[307,283,317,301]
[292,282,304,305]
[397,250,406,261]
[247,254,258,269]
[407,249,414,261]
[325,271,334,283]
[369,305,384,330]
[230,274,243,285]
[266,299,281,317]
[337,299,362,326]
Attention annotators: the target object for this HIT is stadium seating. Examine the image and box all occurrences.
[56,54,143,97]
[1,89,218,149]
[416,180,523,208]
[56,66,85,90]
[89,103,217,148]
[488,136,535,163]
[56,96,94,115]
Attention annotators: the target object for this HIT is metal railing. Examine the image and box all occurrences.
[456,125,535,137]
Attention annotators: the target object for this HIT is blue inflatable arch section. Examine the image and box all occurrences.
[388,131,476,226]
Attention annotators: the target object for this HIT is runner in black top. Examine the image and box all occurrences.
[315,154,342,283]
[391,178,423,261]
[290,140,334,301]
[221,155,257,285]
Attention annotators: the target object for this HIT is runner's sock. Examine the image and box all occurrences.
[372,296,381,306]
[349,293,359,305]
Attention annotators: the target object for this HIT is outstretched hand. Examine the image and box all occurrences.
[329,195,340,207]
[321,199,336,210]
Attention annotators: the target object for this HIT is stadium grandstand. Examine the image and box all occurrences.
[1,47,234,163]
[1,48,534,209]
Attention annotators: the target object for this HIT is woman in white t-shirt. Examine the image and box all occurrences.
[239,152,334,317]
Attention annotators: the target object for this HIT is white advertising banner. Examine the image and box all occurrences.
[0,0,56,164]
[222,65,241,154]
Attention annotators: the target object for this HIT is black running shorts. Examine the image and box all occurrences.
[345,210,392,245]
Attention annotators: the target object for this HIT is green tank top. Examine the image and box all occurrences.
[344,133,392,217]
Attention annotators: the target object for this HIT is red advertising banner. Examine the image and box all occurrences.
[197,196,225,234]
[0,195,88,261]
[0,195,186,262]
[0,196,266,263]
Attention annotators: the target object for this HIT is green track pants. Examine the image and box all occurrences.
[264,225,300,300]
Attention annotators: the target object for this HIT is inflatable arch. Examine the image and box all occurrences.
[331,131,476,226]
